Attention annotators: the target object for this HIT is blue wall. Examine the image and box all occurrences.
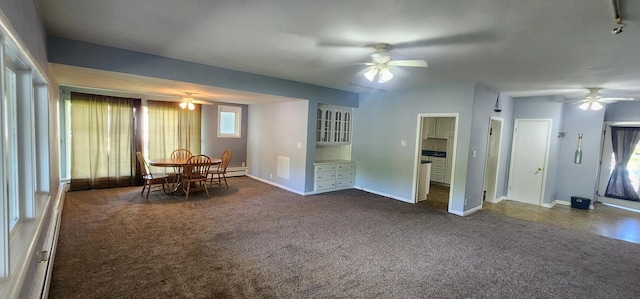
[353,81,477,213]
[555,104,605,202]
[512,96,564,204]
[46,36,359,192]
[467,84,514,209]
[605,101,640,122]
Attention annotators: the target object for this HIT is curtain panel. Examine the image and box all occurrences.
[147,100,201,164]
[605,126,640,201]
[70,93,137,190]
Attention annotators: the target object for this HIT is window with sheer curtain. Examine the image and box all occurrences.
[70,93,136,190]
[146,100,201,162]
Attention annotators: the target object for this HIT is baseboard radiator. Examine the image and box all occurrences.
[226,166,248,177]
[8,183,67,299]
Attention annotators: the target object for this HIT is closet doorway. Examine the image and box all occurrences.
[483,117,503,204]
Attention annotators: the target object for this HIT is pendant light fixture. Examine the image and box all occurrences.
[494,94,502,112]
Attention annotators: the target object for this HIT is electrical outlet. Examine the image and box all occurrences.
[401,140,407,146]
[270,174,273,179]
[464,198,468,206]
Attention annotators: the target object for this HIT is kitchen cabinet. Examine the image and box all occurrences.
[436,117,455,138]
[316,105,353,145]
[428,157,446,183]
[314,160,356,192]
[425,117,454,139]
[445,140,454,184]
[423,117,436,138]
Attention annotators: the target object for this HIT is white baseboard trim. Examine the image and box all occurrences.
[541,200,557,208]
[353,185,413,203]
[463,205,483,215]
[304,186,354,196]
[246,174,305,196]
[487,196,506,204]
[449,205,482,217]
[555,200,571,206]
[449,209,464,216]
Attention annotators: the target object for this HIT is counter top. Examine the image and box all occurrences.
[422,150,446,158]
[314,159,353,165]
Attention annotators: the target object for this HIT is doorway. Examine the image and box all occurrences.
[507,119,551,206]
[483,117,503,203]
[414,114,458,212]
[596,123,640,211]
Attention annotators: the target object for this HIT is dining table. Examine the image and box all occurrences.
[149,156,222,194]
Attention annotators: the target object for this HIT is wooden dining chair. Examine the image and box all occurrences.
[181,154,212,200]
[170,148,192,183]
[136,152,169,199]
[208,149,232,189]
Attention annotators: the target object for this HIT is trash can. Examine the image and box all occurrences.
[570,196,591,210]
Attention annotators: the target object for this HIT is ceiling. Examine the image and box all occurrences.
[39,0,640,102]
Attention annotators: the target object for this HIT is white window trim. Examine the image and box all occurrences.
[217,105,242,138]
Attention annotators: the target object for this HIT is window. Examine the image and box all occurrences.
[218,105,242,138]
[69,93,135,190]
[4,67,19,232]
[146,100,201,160]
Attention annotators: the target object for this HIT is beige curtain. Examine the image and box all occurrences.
[70,93,135,190]
[147,100,201,161]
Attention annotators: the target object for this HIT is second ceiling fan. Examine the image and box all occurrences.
[562,88,635,110]
[361,43,428,83]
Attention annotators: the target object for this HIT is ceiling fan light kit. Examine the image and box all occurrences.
[180,92,197,110]
[562,88,635,111]
[360,43,428,84]
[578,101,603,111]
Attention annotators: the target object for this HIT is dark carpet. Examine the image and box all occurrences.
[49,177,640,298]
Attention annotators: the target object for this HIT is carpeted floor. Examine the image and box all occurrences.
[49,177,640,298]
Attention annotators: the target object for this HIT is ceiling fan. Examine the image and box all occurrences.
[562,88,635,110]
[360,43,428,83]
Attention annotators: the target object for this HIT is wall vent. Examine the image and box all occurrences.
[276,156,290,179]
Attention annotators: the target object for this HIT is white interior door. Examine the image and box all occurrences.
[507,119,551,206]
[483,118,502,203]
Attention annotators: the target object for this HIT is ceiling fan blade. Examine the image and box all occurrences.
[599,97,635,103]
[558,99,587,103]
[392,30,498,49]
[388,60,428,67]
[190,99,214,105]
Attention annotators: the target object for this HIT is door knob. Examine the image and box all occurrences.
[535,167,543,174]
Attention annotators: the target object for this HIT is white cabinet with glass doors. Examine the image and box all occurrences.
[316,105,353,145]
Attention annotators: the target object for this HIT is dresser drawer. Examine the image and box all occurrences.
[336,178,355,188]
[315,164,336,172]
[314,171,336,181]
[336,163,355,170]
[315,181,336,191]
[336,169,355,179]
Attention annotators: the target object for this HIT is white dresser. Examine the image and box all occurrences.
[313,160,356,193]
